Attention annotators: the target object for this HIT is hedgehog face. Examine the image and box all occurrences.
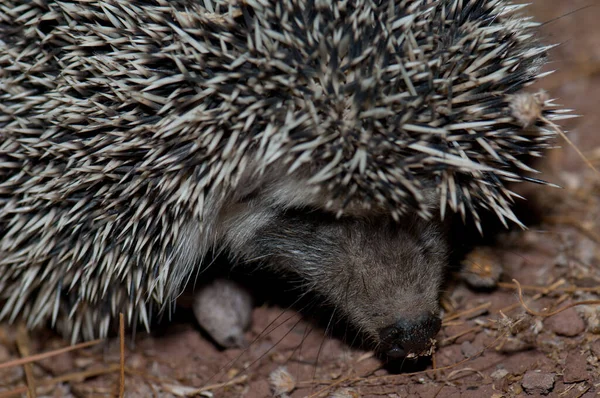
[324,216,448,358]
[242,208,448,358]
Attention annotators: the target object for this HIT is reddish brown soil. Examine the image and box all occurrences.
[1,1,599,397]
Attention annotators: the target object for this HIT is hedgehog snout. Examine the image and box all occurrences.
[378,313,441,358]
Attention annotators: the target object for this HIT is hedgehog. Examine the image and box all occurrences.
[0,0,570,358]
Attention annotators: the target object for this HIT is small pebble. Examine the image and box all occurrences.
[521,370,555,395]
[580,306,600,334]
[544,308,586,337]
[460,341,479,358]
[511,383,524,395]
[460,247,503,289]
[193,279,253,349]
[491,368,509,380]
[269,366,296,397]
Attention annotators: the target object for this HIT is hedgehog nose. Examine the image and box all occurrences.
[378,313,441,359]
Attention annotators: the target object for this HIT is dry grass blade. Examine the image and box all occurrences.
[0,387,29,398]
[0,365,122,398]
[544,216,600,244]
[440,326,482,346]
[498,281,600,294]
[513,279,600,317]
[542,116,600,178]
[445,367,484,382]
[119,313,125,398]
[16,325,37,398]
[0,339,103,370]
[442,302,492,324]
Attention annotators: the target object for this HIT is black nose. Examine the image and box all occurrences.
[378,313,441,358]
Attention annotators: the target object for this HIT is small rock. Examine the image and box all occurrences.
[563,352,590,383]
[544,308,586,337]
[460,341,479,358]
[193,279,253,349]
[521,370,555,395]
[511,383,524,395]
[269,366,296,396]
[491,368,509,380]
[461,247,503,289]
[584,308,600,334]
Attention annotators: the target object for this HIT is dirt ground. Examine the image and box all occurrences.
[1,1,600,397]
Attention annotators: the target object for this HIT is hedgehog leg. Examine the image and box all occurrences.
[192,278,253,348]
